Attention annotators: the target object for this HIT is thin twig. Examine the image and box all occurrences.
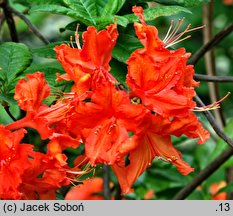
[195,95,233,148]
[103,165,111,200]
[202,1,225,129]
[8,7,49,44]
[173,147,233,200]
[194,74,233,82]
[173,95,233,199]
[189,22,233,65]
[0,0,18,42]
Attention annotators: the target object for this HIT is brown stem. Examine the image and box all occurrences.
[173,95,233,199]
[173,148,233,200]
[194,95,233,148]
[202,1,225,129]
[103,165,111,200]
[189,22,233,65]
[0,0,18,42]
[194,74,233,82]
[8,7,49,45]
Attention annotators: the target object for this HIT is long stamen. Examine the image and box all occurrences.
[165,35,191,48]
[166,23,191,45]
[163,18,205,48]
[70,36,75,48]
[66,162,94,176]
[163,18,185,44]
[194,92,230,112]
[163,20,174,42]
[185,25,206,34]
[75,24,81,49]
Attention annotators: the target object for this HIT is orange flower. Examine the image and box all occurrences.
[70,82,147,165]
[112,113,197,194]
[14,72,50,112]
[1,7,210,198]
[113,114,209,194]
[210,181,227,200]
[127,6,198,117]
[65,178,104,200]
[7,72,73,139]
[0,125,72,199]
[54,23,118,95]
[144,189,155,199]
[223,0,233,5]
[0,125,32,199]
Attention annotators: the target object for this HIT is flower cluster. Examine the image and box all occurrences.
[0,6,209,199]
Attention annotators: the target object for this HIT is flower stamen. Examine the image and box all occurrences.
[194,92,230,112]
[75,24,82,49]
[163,18,205,48]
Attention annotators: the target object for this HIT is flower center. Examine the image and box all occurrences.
[130,97,142,104]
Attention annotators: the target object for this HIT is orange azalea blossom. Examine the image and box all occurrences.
[72,82,147,165]
[0,125,72,200]
[0,126,32,199]
[127,6,199,117]
[78,83,147,165]
[54,23,118,95]
[1,5,211,198]
[65,177,105,200]
[210,181,227,200]
[108,7,209,194]
[6,72,73,139]
[111,112,209,194]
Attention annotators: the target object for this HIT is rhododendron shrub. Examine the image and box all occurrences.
[0,5,212,200]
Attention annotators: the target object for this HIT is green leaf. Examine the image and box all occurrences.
[101,0,126,17]
[13,0,65,7]
[210,118,233,160]
[63,0,97,25]
[96,15,129,29]
[23,61,65,88]
[124,5,191,23]
[0,94,17,106]
[0,42,32,91]
[96,0,109,15]
[30,5,93,26]
[194,139,216,169]
[110,59,127,84]
[112,34,143,63]
[31,42,66,59]
[206,118,233,169]
[147,0,208,7]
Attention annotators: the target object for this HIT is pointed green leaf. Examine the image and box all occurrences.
[110,59,127,84]
[23,61,65,88]
[30,5,93,26]
[96,0,109,15]
[0,93,17,106]
[13,0,65,7]
[0,42,32,91]
[142,0,209,7]
[124,6,191,23]
[96,15,129,29]
[63,0,97,25]
[101,0,126,17]
[31,42,68,59]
